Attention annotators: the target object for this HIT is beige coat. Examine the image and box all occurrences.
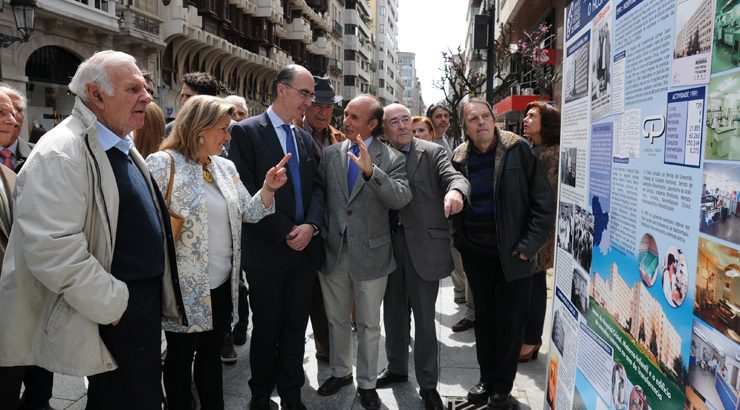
[0,98,185,376]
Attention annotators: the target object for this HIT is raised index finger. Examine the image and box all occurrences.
[275,153,292,169]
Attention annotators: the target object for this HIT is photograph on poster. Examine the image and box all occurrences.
[628,385,649,410]
[561,147,578,187]
[565,39,590,103]
[703,71,740,160]
[552,308,566,356]
[695,237,740,343]
[547,354,559,409]
[557,201,594,272]
[662,246,689,308]
[700,162,740,244]
[672,0,715,85]
[711,0,740,73]
[612,362,628,409]
[572,267,590,314]
[558,202,575,253]
[687,318,740,410]
[639,233,660,287]
[591,21,612,121]
[589,249,691,407]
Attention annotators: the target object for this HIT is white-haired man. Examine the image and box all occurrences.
[0,50,186,409]
[0,84,33,173]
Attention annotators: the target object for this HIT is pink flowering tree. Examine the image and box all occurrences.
[514,23,561,100]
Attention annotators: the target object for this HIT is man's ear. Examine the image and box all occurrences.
[368,118,378,134]
[85,83,105,109]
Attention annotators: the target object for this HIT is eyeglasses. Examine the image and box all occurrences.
[282,82,316,101]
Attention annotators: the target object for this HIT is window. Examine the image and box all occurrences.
[379,24,385,33]
[380,6,386,16]
[344,75,357,86]
[344,50,357,61]
[379,79,385,87]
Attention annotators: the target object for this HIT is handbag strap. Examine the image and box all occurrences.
[164,151,175,206]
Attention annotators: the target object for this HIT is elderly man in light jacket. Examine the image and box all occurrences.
[0,50,186,409]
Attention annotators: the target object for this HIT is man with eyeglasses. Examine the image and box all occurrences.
[377,103,469,410]
[164,72,220,137]
[229,64,325,410]
[314,95,411,410]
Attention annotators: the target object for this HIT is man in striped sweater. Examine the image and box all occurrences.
[450,98,553,410]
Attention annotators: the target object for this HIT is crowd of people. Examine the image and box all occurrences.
[0,50,561,410]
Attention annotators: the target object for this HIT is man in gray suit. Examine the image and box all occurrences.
[376,103,469,409]
[316,95,411,410]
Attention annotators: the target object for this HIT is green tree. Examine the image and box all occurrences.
[638,322,646,344]
[672,355,688,387]
[649,330,658,358]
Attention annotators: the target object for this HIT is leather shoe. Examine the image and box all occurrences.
[357,388,381,410]
[454,296,466,304]
[488,392,519,409]
[281,399,307,410]
[467,382,491,403]
[249,397,275,410]
[519,343,542,362]
[420,388,444,410]
[221,333,238,364]
[375,368,408,388]
[318,374,353,396]
[452,318,474,332]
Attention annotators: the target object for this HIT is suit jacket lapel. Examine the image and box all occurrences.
[336,140,350,201]
[407,139,422,181]
[258,113,286,161]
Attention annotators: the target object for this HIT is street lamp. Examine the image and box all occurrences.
[0,0,37,48]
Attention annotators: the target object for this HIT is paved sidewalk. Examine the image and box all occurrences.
[47,274,552,409]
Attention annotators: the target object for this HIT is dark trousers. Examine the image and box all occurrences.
[86,278,163,410]
[247,256,315,401]
[383,230,440,389]
[164,280,232,410]
[309,275,330,356]
[0,366,53,409]
[460,249,532,395]
[523,270,547,345]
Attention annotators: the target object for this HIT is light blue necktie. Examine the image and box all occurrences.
[347,144,360,195]
[281,124,304,224]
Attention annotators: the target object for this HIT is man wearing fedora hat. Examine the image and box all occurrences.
[295,76,345,159]
[293,76,345,365]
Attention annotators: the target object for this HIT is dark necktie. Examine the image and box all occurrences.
[347,144,360,195]
[281,124,304,223]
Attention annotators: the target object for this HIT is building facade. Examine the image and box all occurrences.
[397,51,421,115]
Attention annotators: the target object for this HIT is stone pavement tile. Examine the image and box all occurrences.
[51,374,87,402]
[49,398,75,409]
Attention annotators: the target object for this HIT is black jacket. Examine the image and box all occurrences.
[451,129,554,282]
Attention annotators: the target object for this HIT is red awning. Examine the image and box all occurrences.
[492,95,551,117]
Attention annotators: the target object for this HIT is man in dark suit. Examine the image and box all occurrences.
[0,84,33,173]
[315,95,411,410]
[229,64,324,410]
[376,103,469,409]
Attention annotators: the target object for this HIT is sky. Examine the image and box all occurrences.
[397,0,469,107]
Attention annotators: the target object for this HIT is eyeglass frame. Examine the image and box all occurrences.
[281,82,316,101]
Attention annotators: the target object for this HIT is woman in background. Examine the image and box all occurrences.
[520,100,561,362]
[146,95,289,409]
[411,116,434,141]
[134,102,166,158]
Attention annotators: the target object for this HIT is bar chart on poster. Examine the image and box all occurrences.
[548,0,740,409]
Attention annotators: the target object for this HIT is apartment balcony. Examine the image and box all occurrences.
[38,0,119,32]
[253,0,283,24]
[329,58,342,74]
[116,5,165,48]
[285,16,311,43]
[313,35,330,56]
[332,19,342,37]
[234,0,256,14]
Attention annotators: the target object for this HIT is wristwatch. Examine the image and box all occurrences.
[310,223,320,237]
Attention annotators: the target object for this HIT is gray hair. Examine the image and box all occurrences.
[223,94,247,108]
[68,50,137,102]
[0,83,25,110]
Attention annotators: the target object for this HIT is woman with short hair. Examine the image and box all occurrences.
[146,95,289,409]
